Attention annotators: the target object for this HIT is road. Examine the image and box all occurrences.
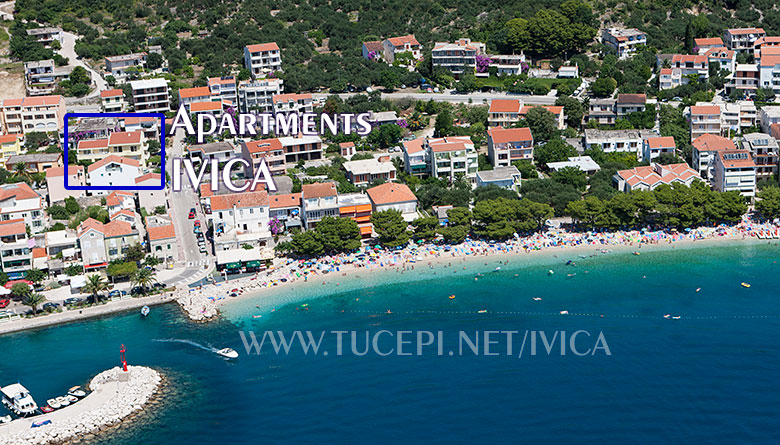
[314,90,558,105]
[58,31,107,102]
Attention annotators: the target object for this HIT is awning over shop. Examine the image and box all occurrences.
[226,262,241,269]
[245,261,261,268]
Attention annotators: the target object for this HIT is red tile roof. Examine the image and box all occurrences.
[488,127,533,144]
[100,89,123,98]
[386,34,419,47]
[672,54,708,64]
[690,105,721,115]
[489,99,521,114]
[190,101,223,112]
[135,173,161,184]
[645,136,676,149]
[726,28,765,35]
[104,220,135,238]
[367,182,417,205]
[339,142,355,149]
[363,40,383,52]
[0,219,26,237]
[431,141,467,153]
[210,190,269,210]
[20,95,63,107]
[692,134,736,152]
[718,150,756,169]
[695,37,723,46]
[77,217,104,236]
[244,138,282,153]
[617,93,647,104]
[108,131,142,146]
[0,134,20,144]
[617,163,701,188]
[78,139,108,149]
[87,155,140,173]
[272,93,312,104]
[269,193,302,209]
[148,224,176,240]
[45,165,83,178]
[246,42,279,52]
[0,182,39,201]
[519,105,564,115]
[179,86,211,99]
[302,182,337,199]
[110,209,135,220]
[32,247,46,258]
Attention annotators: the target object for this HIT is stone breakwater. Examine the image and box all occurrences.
[0,366,161,445]
[175,288,220,321]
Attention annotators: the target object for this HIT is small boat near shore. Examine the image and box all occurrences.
[47,398,61,409]
[1,383,38,417]
[0,415,11,424]
[741,282,751,288]
[68,386,86,398]
[216,348,239,359]
[141,306,150,317]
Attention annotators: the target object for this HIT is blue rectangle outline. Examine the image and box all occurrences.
[64,112,166,191]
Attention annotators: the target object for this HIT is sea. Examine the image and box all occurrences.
[1,241,779,444]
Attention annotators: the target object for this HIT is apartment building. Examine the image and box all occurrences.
[487,127,534,168]
[475,166,521,190]
[0,95,65,135]
[342,158,396,186]
[86,155,141,190]
[586,99,617,125]
[724,28,766,52]
[488,99,521,127]
[584,129,659,159]
[616,94,647,118]
[658,68,682,90]
[208,76,238,105]
[147,222,177,262]
[45,165,86,203]
[602,28,647,59]
[24,60,70,96]
[725,63,759,96]
[107,131,147,165]
[78,218,108,271]
[178,86,212,110]
[671,54,709,82]
[642,136,676,162]
[130,78,169,113]
[237,78,284,113]
[740,132,778,180]
[713,150,757,197]
[210,190,272,250]
[300,182,338,230]
[272,93,313,116]
[279,135,323,164]
[104,53,146,77]
[0,182,45,234]
[366,182,418,222]
[758,55,780,94]
[759,106,780,133]
[431,39,485,75]
[401,138,429,177]
[695,37,724,54]
[613,163,702,193]
[427,136,479,182]
[136,173,166,212]
[100,89,126,112]
[189,141,236,164]
[691,133,737,180]
[336,193,374,237]
[705,47,736,73]
[243,42,282,79]
[269,193,302,230]
[241,138,286,177]
[382,34,422,63]
[0,219,32,279]
[339,142,356,160]
[752,36,780,59]
[103,220,140,261]
[488,54,526,76]
[25,27,62,48]
[688,104,722,141]
[0,135,22,166]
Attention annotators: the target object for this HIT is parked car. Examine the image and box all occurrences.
[108,290,121,298]
[199,244,207,253]
[131,286,150,295]
[203,204,212,215]
[194,220,201,227]
[42,302,60,311]
[153,282,165,289]
[64,297,83,306]
[0,299,9,308]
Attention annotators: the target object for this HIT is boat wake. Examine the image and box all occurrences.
[152,338,219,354]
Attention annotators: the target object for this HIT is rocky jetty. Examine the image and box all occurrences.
[0,366,161,445]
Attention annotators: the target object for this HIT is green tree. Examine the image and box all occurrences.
[132,268,157,293]
[412,216,439,241]
[434,106,454,137]
[316,216,361,253]
[64,196,80,214]
[555,95,585,129]
[534,138,578,168]
[11,282,31,298]
[371,209,410,247]
[756,187,780,219]
[84,274,108,303]
[25,268,46,284]
[124,243,146,263]
[591,77,617,98]
[23,292,45,314]
[523,107,558,142]
[146,52,164,70]
[551,166,587,191]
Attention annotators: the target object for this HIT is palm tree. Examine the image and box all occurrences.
[23,292,45,314]
[84,274,108,304]
[131,268,157,294]
[12,162,30,181]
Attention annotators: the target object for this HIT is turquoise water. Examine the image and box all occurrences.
[1,242,780,443]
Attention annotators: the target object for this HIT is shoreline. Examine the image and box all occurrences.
[0,366,162,445]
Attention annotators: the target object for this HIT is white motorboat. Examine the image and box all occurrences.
[56,396,70,407]
[141,306,150,317]
[68,387,86,398]
[216,348,239,359]
[1,383,38,417]
[66,395,78,403]
[47,398,61,409]
[0,415,11,424]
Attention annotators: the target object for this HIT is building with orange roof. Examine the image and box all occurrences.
[643,136,677,162]
[705,47,736,73]
[209,190,272,249]
[105,190,135,215]
[103,220,139,261]
[401,137,427,176]
[0,134,22,165]
[519,105,566,130]
[487,127,534,167]
[77,218,108,270]
[695,37,724,54]
[109,208,136,224]
[753,36,780,59]
[0,182,44,233]
[362,40,384,61]
[488,99,522,127]
[0,218,32,278]
[5,153,62,173]
[691,133,737,179]
[426,136,478,182]
[178,86,212,110]
[758,55,780,95]
[724,28,765,52]
[45,165,86,203]
[136,173,167,213]
[613,163,702,193]
[86,155,142,192]
[382,34,422,63]
[0,95,65,135]
[244,42,281,79]
[107,131,147,165]
[658,67,682,90]
[100,88,126,112]
[739,132,778,180]
[339,142,356,160]
[272,93,313,115]
[269,193,302,229]
[602,28,647,59]
[671,54,709,83]
[240,138,286,177]
[147,220,178,261]
[300,182,339,230]
[366,182,418,221]
[713,150,757,196]
[688,104,723,141]
[432,38,486,75]
[208,76,238,104]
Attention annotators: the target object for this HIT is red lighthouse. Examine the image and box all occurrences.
[120,344,128,372]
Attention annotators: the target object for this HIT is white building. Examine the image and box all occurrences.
[642,136,676,162]
[366,182,418,222]
[488,99,522,127]
[724,28,766,52]
[86,155,141,192]
[0,182,45,234]
[602,28,647,59]
[431,39,485,75]
[584,129,659,159]
[382,35,422,63]
[272,93,313,116]
[100,89,126,112]
[487,127,534,168]
[45,165,86,204]
[427,136,479,182]
[691,133,737,180]
[475,166,521,190]
[243,43,282,79]
[613,163,702,193]
[547,156,601,175]
[130,78,169,113]
[713,150,757,197]
[135,173,167,213]
[210,190,272,250]
[237,78,284,113]
[342,158,397,186]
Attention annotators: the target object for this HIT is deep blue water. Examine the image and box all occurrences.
[1,242,780,443]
